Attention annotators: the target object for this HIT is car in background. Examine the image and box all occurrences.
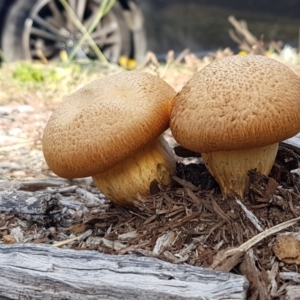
[0,0,146,64]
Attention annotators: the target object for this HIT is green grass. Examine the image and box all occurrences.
[0,61,123,105]
[59,0,116,63]
[12,62,73,83]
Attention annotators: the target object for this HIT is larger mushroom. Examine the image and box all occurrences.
[170,55,300,198]
[43,71,176,207]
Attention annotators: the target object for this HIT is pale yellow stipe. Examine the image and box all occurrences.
[201,143,279,198]
[92,136,175,207]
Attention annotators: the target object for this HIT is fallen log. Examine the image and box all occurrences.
[0,190,59,214]
[0,243,249,300]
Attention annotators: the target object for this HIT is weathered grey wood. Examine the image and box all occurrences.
[0,187,106,214]
[280,271,300,283]
[0,178,94,192]
[0,190,59,214]
[239,249,268,299]
[285,286,300,300]
[0,243,249,300]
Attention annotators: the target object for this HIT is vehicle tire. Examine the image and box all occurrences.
[1,0,134,63]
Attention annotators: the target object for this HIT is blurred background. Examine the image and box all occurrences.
[140,0,300,57]
[0,0,299,64]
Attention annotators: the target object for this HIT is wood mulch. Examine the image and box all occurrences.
[1,73,300,299]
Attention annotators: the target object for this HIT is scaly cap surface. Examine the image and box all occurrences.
[171,55,300,153]
[43,71,176,178]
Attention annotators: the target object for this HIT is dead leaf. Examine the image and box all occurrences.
[2,235,16,244]
[273,235,300,264]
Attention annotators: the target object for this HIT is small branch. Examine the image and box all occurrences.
[210,216,300,271]
[227,216,300,255]
[59,0,109,63]
[53,229,92,247]
[235,198,263,232]
[228,15,265,55]
[174,48,190,64]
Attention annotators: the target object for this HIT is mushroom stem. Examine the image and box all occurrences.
[92,136,175,207]
[201,143,279,198]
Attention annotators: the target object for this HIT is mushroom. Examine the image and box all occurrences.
[170,55,300,198]
[43,71,176,207]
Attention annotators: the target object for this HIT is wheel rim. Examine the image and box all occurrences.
[22,0,122,62]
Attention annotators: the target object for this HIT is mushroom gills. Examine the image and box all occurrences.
[92,136,175,207]
[201,143,279,198]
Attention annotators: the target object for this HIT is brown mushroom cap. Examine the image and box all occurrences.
[170,55,300,153]
[43,71,176,178]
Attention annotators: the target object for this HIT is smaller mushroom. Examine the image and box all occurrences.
[43,71,176,207]
[170,55,300,198]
